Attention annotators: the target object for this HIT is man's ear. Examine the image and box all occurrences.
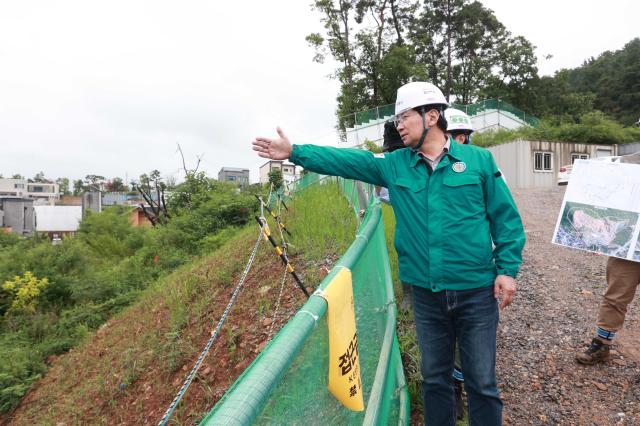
[427,109,440,127]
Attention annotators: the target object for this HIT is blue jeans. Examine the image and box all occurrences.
[412,284,501,426]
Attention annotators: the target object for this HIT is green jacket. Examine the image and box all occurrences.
[290,139,525,291]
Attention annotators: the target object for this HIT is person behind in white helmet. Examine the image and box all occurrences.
[445,108,474,145]
[252,81,525,426]
[445,108,507,186]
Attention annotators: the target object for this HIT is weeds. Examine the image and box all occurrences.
[4,179,358,423]
[286,180,357,263]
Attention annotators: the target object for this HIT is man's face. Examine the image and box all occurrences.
[452,133,467,144]
[395,109,439,147]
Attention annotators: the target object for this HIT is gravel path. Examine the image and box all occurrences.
[498,186,640,425]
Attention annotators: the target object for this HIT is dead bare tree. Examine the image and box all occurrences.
[132,170,170,226]
[176,143,204,176]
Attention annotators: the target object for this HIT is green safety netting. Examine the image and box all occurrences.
[200,173,409,425]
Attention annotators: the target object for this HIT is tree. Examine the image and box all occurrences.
[31,171,49,183]
[308,0,540,125]
[516,72,596,122]
[1,271,50,315]
[132,170,170,226]
[480,35,539,110]
[306,0,359,130]
[268,169,284,190]
[56,178,71,196]
[169,171,217,211]
[105,177,127,192]
[411,0,525,104]
[83,175,106,192]
[11,174,23,180]
[378,44,416,105]
[72,179,84,196]
[451,1,511,103]
[561,38,640,125]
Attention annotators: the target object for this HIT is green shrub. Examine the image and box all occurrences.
[0,177,268,414]
[0,232,20,250]
[473,110,640,146]
[0,334,46,412]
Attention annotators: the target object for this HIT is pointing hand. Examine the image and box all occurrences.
[252,127,293,160]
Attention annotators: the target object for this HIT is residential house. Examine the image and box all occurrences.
[259,161,299,185]
[0,178,26,198]
[0,178,60,205]
[26,182,60,205]
[129,206,154,227]
[218,167,250,186]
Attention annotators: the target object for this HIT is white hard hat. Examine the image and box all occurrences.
[445,108,474,133]
[395,82,448,116]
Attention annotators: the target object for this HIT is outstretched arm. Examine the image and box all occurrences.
[252,127,388,187]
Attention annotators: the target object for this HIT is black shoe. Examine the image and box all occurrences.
[575,338,611,365]
[454,379,465,420]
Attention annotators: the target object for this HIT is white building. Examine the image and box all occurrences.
[259,160,299,185]
[487,140,618,189]
[34,205,83,238]
[0,178,60,205]
[344,99,536,148]
[0,179,27,198]
[26,182,60,205]
[218,167,250,186]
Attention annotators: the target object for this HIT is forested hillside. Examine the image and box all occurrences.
[306,0,639,128]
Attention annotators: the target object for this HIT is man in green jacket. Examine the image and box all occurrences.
[252,81,525,426]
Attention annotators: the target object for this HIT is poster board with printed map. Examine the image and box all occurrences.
[552,159,640,262]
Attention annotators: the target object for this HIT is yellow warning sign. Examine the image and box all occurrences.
[321,267,364,411]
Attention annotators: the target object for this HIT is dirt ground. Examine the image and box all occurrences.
[498,186,640,425]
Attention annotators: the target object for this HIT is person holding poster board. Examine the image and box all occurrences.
[571,153,640,364]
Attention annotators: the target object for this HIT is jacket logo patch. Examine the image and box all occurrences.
[373,153,385,159]
[452,162,466,173]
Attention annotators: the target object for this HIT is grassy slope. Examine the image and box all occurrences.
[4,181,356,425]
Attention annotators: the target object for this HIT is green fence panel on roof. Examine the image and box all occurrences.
[350,98,538,128]
[452,99,539,127]
[200,173,409,426]
[352,104,396,126]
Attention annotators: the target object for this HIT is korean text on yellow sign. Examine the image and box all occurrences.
[321,267,364,411]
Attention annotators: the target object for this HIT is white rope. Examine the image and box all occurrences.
[157,231,263,426]
[267,195,291,339]
[267,264,288,340]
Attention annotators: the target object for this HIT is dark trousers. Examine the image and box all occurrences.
[412,285,502,426]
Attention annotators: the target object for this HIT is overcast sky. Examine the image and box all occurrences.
[1,1,638,184]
